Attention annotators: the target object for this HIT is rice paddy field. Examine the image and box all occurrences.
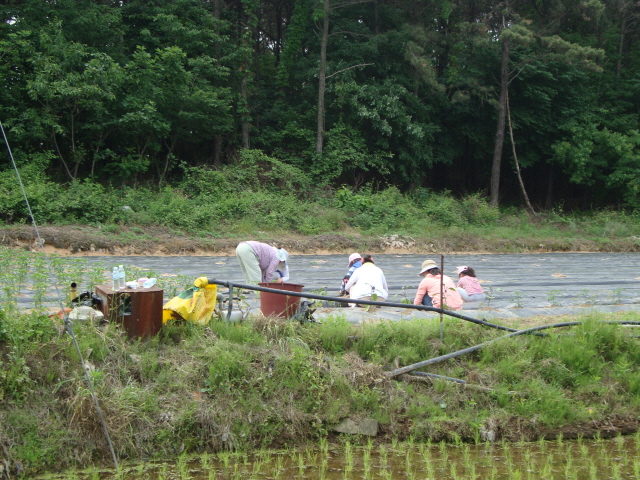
[34,432,640,479]
[3,247,640,479]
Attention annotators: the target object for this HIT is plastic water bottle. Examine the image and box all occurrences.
[118,265,125,289]
[112,267,118,290]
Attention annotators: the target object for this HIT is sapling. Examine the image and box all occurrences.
[511,290,524,308]
[547,289,562,306]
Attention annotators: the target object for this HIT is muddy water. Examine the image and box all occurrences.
[42,435,639,479]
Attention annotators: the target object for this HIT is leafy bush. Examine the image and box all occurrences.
[461,193,500,226]
[420,191,467,227]
[224,149,312,195]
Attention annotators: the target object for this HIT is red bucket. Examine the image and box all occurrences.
[258,282,304,318]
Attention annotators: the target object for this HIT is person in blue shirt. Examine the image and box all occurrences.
[339,253,362,296]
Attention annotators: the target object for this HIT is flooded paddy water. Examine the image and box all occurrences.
[38,434,640,479]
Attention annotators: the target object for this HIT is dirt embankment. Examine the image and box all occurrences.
[0,225,439,256]
[1,224,639,256]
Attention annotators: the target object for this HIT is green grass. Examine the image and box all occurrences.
[3,302,640,476]
[2,159,640,252]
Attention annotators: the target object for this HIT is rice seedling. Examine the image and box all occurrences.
[438,440,448,464]
[424,456,436,479]
[344,441,353,471]
[489,464,498,480]
[468,462,478,480]
[177,453,189,480]
[231,463,241,480]
[612,462,622,480]
[563,453,573,478]
[200,452,210,471]
[305,448,317,467]
[376,443,387,469]
[218,451,231,469]
[463,444,471,464]
[297,452,304,477]
[404,449,412,475]
[362,447,371,478]
[319,437,328,456]
[158,464,168,480]
[274,454,283,479]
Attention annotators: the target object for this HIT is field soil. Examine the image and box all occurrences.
[2,224,639,256]
[0,225,407,256]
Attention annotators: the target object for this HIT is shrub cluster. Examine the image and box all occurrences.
[2,150,640,244]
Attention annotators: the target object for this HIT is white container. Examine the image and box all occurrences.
[118,265,125,289]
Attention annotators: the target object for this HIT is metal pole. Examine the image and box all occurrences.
[439,254,444,341]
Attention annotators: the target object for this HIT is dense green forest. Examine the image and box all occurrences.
[2,0,640,213]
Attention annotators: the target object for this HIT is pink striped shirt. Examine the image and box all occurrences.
[457,275,484,295]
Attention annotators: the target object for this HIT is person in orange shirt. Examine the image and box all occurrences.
[413,259,463,310]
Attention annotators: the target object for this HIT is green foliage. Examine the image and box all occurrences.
[0,0,638,210]
[224,149,312,195]
[205,342,250,389]
[317,316,352,354]
[2,282,640,476]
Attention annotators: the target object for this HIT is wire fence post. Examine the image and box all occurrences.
[439,254,444,341]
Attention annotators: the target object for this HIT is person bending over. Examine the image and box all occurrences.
[235,241,289,286]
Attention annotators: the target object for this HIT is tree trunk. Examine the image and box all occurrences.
[545,163,554,209]
[212,0,223,165]
[506,93,535,214]
[616,4,627,77]
[241,73,250,149]
[490,36,510,206]
[315,0,330,154]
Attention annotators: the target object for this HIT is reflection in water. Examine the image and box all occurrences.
[39,434,640,479]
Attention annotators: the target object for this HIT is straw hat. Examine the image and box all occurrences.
[419,259,438,275]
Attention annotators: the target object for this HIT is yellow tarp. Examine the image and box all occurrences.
[162,284,217,326]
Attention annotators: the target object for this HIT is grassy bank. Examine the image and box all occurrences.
[2,306,640,476]
[2,153,640,254]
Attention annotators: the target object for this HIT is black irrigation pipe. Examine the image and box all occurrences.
[385,320,640,378]
[205,280,640,380]
[385,322,582,378]
[206,278,539,335]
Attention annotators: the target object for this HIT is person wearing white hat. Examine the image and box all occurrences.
[339,253,362,296]
[413,259,462,310]
[235,241,290,286]
[344,254,388,305]
[455,266,486,304]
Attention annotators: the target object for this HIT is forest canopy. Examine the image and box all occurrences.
[2,0,640,210]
